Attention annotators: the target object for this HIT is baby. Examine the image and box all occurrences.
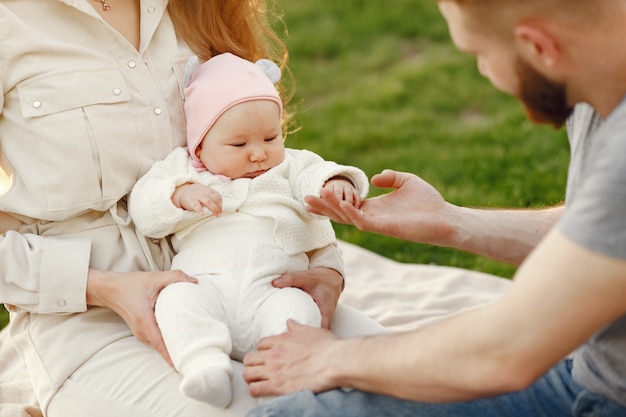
[129,53,369,408]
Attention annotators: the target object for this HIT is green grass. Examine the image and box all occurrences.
[275,0,569,279]
[0,1,570,330]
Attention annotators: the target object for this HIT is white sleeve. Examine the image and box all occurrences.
[289,149,369,204]
[129,147,201,238]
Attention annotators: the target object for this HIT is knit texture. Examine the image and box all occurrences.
[129,147,369,255]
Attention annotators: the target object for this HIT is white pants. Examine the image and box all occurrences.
[158,215,323,371]
[46,304,385,417]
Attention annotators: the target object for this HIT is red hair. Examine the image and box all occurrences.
[167,0,294,128]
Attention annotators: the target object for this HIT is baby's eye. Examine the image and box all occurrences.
[264,136,277,142]
[231,143,246,147]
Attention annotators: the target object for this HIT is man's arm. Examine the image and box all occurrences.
[244,228,626,400]
[306,169,563,265]
[449,204,563,265]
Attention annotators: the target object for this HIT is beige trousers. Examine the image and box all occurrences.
[46,304,385,417]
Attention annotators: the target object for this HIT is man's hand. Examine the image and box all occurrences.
[243,320,342,396]
[307,169,456,246]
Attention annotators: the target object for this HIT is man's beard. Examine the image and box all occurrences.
[516,57,573,128]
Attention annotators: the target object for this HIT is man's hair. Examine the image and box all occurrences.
[436,0,600,36]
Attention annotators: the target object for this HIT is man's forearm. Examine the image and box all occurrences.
[329,306,518,402]
[446,205,564,265]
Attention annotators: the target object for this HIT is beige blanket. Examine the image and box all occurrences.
[0,330,42,417]
[0,240,511,416]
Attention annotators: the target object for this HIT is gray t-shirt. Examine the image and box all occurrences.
[559,102,626,407]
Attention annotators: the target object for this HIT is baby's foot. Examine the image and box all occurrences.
[181,367,232,408]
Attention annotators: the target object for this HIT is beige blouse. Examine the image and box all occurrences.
[0,0,191,409]
[1,0,190,312]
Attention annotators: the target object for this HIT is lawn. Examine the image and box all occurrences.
[273,0,569,278]
[0,0,570,329]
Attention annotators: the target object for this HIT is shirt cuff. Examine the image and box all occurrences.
[38,236,91,314]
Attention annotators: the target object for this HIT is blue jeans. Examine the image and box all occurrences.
[247,360,626,417]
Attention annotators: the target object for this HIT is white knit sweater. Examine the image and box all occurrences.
[129,146,369,255]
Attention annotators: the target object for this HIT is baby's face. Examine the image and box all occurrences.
[196,100,285,179]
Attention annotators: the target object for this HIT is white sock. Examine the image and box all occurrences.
[180,367,233,408]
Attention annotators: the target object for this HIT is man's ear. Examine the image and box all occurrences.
[515,24,560,69]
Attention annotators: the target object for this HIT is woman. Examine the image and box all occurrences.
[0,1,383,415]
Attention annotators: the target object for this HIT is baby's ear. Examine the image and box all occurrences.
[255,59,281,84]
[183,55,200,88]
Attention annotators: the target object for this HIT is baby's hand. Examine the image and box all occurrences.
[322,178,362,207]
[172,182,222,216]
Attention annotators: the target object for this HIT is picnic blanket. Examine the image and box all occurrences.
[0,240,512,416]
[0,331,41,417]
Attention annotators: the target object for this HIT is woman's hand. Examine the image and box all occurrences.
[272,267,343,329]
[86,268,197,365]
[243,320,342,396]
[306,169,457,246]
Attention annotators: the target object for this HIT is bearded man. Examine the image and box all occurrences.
[244,1,626,416]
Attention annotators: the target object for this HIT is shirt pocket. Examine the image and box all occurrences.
[17,68,140,212]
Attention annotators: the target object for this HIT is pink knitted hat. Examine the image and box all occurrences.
[184,53,283,171]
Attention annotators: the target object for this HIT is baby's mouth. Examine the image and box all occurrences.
[245,169,268,178]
